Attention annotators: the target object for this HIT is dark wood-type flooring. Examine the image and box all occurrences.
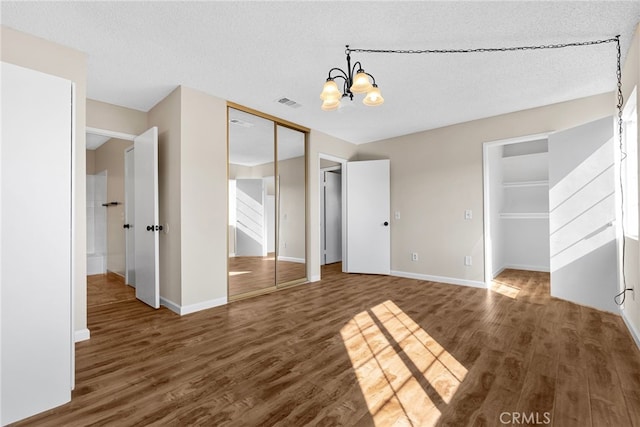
[14,267,640,426]
[228,254,306,297]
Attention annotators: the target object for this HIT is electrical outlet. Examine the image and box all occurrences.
[465,210,472,220]
[465,255,472,266]
[411,252,418,261]
[395,211,401,220]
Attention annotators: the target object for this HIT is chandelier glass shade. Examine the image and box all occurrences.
[320,45,383,110]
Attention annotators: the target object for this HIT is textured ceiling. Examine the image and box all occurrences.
[2,1,640,144]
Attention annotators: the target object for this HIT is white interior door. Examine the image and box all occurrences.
[548,116,617,312]
[324,170,342,264]
[346,159,390,274]
[134,127,159,308]
[124,146,135,286]
[1,62,72,424]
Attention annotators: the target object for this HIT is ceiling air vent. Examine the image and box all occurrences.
[229,118,254,128]
[276,97,302,109]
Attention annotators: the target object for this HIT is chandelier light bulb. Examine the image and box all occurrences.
[350,70,373,94]
[320,79,341,101]
[363,85,384,106]
[321,98,341,111]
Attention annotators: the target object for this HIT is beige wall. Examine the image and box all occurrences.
[148,87,182,305]
[278,156,306,260]
[94,138,133,276]
[86,150,96,175]
[1,26,89,338]
[622,24,640,345]
[87,99,148,136]
[356,92,613,284]
[180,86,228,306]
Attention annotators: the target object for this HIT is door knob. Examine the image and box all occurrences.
[383,221,389,226]
[146,225,154,231]
[123,224,131,229]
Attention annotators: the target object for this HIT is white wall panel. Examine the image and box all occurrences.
[1,62,72,425]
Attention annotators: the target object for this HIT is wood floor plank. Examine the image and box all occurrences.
[623,389,640,427]
[553,362,591,427]
[515,371,555,421]
[12,268,640,426]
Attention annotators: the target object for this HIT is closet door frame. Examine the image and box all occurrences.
[226,103,309,301]
[482,132,551,285]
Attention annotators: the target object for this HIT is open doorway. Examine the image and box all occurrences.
[483,134,551,284]
[86,128,136,307]
[85,126,160,309]
[318,153,348,278]
[320,162,342,266]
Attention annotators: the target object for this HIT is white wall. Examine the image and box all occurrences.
[549,116,617,313]
[487,145,505,277]
[1,60,73,425]
[621,24,640,347]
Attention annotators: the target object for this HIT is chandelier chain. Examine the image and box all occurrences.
[348,37,619,55]
[617,35,624,147]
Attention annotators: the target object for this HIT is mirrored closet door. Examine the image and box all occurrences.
[275,125,306,286]
[228,107,307,299]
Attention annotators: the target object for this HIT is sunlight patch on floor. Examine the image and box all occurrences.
[489,280,521,299]
[340,300,467,426]
[229,271,251,276]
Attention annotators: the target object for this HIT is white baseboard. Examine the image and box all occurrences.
[160,296,227,316]
[492,266,506,279]
[501,264,550,273]
[74,328,90,342]
[492,264,549,279]
[391,270,486,289]
[309,274,321,282]
[621,309,640,350]
[277,256,305,263]
[160,297,181,315]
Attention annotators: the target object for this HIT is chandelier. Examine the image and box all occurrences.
[319,45,384,111]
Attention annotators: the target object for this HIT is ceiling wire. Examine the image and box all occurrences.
[354,36,631,305]
[348,37,619,55]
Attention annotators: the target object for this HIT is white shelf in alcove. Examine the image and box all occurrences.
[503,180,549,188]
[501,151,549,183]
[499,212,549,219]
[501,151,549,162]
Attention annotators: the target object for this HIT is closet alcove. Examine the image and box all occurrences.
[486,137,551,278]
